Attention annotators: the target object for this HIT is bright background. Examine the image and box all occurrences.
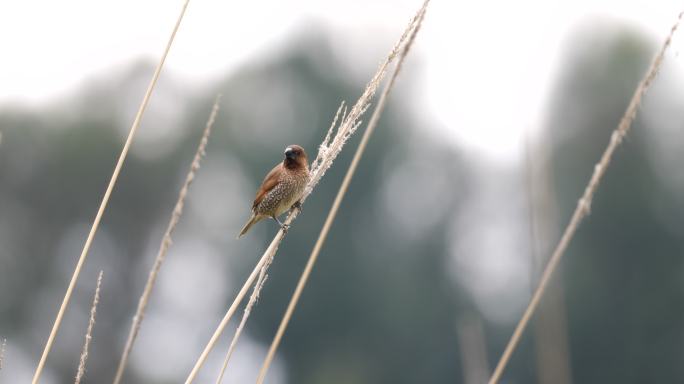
[2,1,684,383]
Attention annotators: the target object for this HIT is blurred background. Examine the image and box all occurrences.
[2,0,684,383]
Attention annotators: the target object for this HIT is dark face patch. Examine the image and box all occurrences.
[283,145,308,170]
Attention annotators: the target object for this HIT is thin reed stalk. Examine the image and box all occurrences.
[32,2,191,382]
[524,128,573,384]
[185,231,284,384]
[456,315,490,384]
[113,95,221,384]
[257,3,428,382]
[0,338,6,371]
[488,10,684,384]
[75,271,103,384]
[215,267,269,384]
[183,3,429,382]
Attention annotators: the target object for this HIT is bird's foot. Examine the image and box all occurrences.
[273,216,289,233]
[292,201,302,211]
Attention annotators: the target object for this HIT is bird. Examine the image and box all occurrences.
[238,144,310,238]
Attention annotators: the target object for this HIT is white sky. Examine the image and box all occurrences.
[1,0,683,160]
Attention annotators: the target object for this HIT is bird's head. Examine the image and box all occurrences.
[283,144,308,170]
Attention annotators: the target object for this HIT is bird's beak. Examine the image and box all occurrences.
[285,147,295,160]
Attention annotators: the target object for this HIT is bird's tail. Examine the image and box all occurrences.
[238,214,261,238]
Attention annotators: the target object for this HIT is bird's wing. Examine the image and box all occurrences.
[252,164,281,210]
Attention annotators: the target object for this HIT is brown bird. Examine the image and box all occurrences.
[238,145,310,238]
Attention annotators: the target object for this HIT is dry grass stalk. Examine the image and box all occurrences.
[524,130,573,384]
[183,3,429,382]
[257,3,428,383]
[456,315,490,384]
[0,338,6,371]
[31,1,191,382]
[75,271,103,384]
[488,11,684,384]
[215,267,269,384]
[113,95,221,384]
[184,229,284,384]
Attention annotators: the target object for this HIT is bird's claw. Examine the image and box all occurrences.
[292,201,302,211]
[272,216,289,232]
